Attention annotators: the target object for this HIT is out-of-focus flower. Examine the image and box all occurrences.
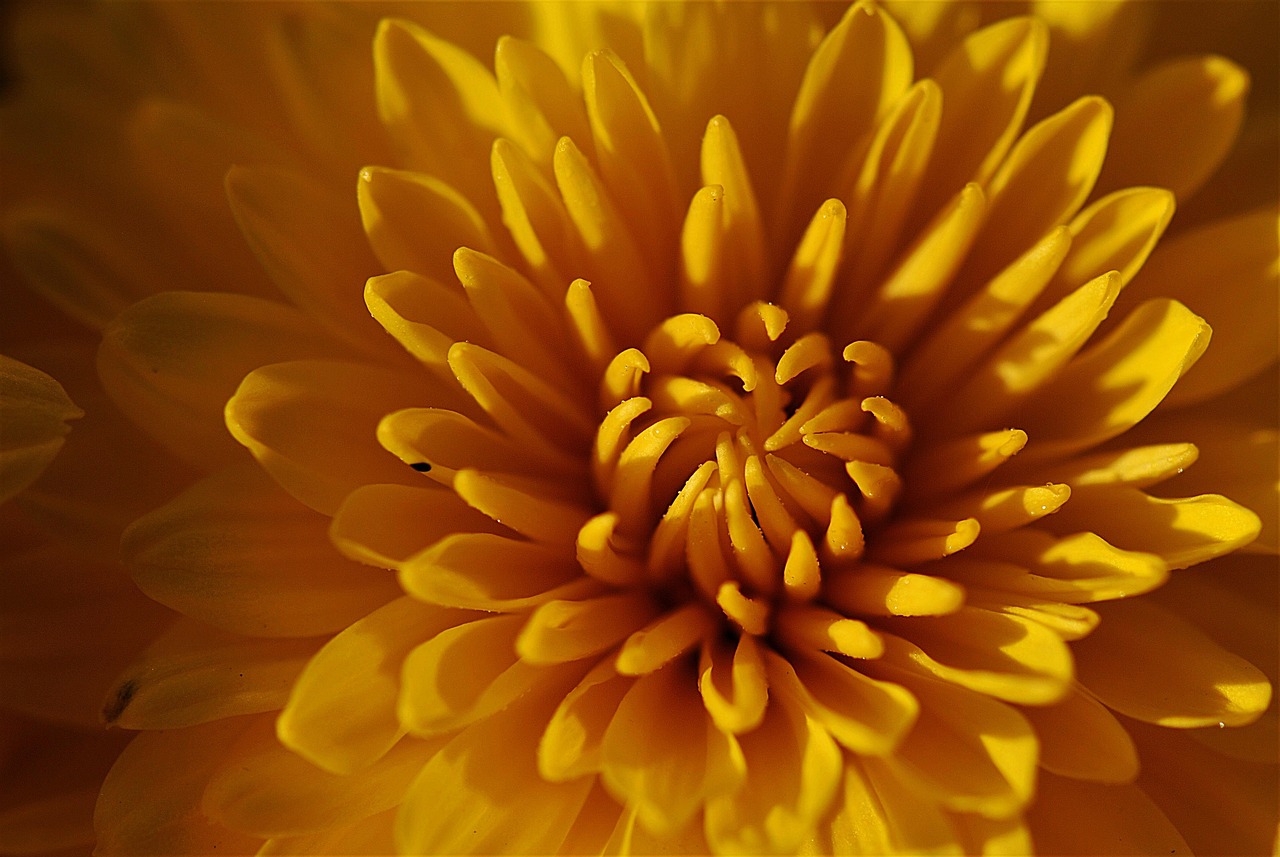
[1,2,1276,855]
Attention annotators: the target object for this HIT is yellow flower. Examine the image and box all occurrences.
[1,2,1276,855]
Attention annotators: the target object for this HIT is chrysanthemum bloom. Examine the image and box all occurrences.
[1,1,1277,854]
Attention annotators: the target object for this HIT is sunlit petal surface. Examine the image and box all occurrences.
[1,1,1276,854]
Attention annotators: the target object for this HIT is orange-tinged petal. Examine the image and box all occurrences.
[0,355,80,503]
[204,717,441,838]
[123,465,398,638]
[225,360,422,515]
[600,658,746,836]
[373,18,503,220]
[258,808,396,857]
[829,754,962,855]
[1075,599,1270,728]
[865,666,1038,819]
[3,208,172,329]
[698,634,769,735]
[277,597,468,775]
[1100,55,1248,201]
[225,165,394,358]
[95,718,261,856]
[583,49,680,270]
[539,657,635,783]
[1019,683,1138,783]
[103,619,320,730]
[395,692,595,854]
[520,592,661,666]
[879,608,1073,705]
[356,166,498,283]
[98,291,338,470]
[363,269,486,380]
[1127,206,1278,406]
[397,613,566,737]
[401,532,594,613]
[770,650,918,757]
[704,683,841,855]
[1026,772,1190,856]
[329,483,504,569]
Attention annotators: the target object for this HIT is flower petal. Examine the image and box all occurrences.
[600,658,746,836]
[373,18,504,220]
[277,597,469,775]
[782,1,912,238]
[1126,206,1279,406]
[204,717,441,838]
[395,692,594,854]
[704,682,841,855]
[123,465,399,638]
[1016,299,1211,458]
[356,166,499,283]
[94,719,261,856]
[918,16,1047,207]
[225,360,423,515]
[225,165,395,358]
[401,532,594,613]
[878,608,1074,705]
[962,96,1113,288]
[1047,485,1260,569]
[1076,598,1271,728]
[397,613,582,737]
[1025,773,1190,856]
[0,355,80,503]
[1100,55,1248,201]
[829,754,963,855]
[102,619,320,730]
[864,666,1038,819]
[98,291,338,469]
[1019,683,1138,784]
[329,483,503,568]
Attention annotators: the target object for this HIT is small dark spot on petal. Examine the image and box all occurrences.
[410,462,432,473]
[103,679,138,725]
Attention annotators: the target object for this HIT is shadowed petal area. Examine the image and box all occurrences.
[1,1,1276,854]
[0,355,81,503]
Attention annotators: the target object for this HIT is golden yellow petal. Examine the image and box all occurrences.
[356,166,499,283]
[225,360,423,515]
[600,659,745,836]
[1019,683,1138,783]
[396,693,595,854]
[704,684,841,855]
[277,597,466,776]
[402,532,595,613]
[1075,599,1270,728]
[1128,206,1279,407]
[372,18,504,220]
[830,754,963,856]
[1101,55,1248,201]
[964,96,1113,288]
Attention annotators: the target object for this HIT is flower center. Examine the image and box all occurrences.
[583,303,909,643]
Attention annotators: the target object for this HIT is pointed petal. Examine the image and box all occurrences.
[0,355,80,503]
